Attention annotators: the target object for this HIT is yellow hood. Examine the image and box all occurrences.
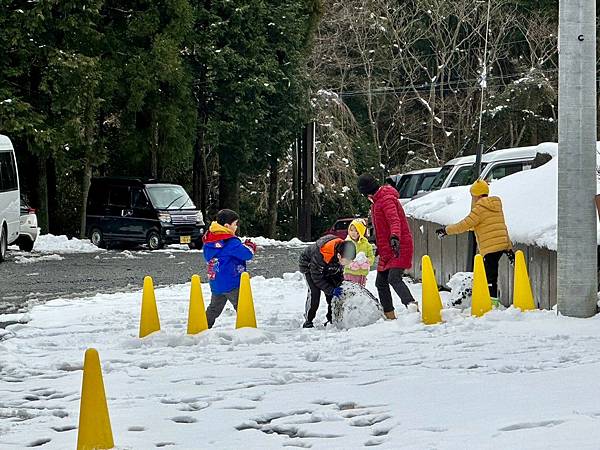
[349,219,367,239]
[209,221,234,235]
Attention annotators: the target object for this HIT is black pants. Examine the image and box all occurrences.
[483,251,503,298]
[304,274,333,324]
[375,269,415,313]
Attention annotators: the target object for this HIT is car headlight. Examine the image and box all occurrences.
[158,212,172,224]
[195,211,204,224]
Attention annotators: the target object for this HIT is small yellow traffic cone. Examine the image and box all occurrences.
[139,276,161,338]
[421,255,443,325]
[472,254,492,317]
[513,250,536,311]
[77,349,114,450]
[236,272,257,329]
[187,274,209,334]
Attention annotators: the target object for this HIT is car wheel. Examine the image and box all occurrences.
[147,230,164,251]
[90,228,106,249]
[18,236,34,252]
[0,227,7,262]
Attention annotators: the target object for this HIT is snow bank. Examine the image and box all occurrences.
[404,142,600,250]
[32,234,104,254]
[243,236,309,247]
[4,273,600,449]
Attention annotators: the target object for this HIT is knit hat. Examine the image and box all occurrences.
[470,179,489,196]
[357,174,380,196]
[349,219,367,239]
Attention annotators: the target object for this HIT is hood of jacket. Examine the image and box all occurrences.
[372,184,399,203]
[203,221,236,244]
[476,196,503,213]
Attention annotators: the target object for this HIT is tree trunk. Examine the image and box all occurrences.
[151,117,159,179]
[266,157,279,238]
[80,159,93,238]
[218,170,240,213]
[46,157,59,234]
[36,156,49,234]
[193,123,209,218]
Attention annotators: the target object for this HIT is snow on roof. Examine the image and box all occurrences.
[404,142,600,250]
[482,143,556,163]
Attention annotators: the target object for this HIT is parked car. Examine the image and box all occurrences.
[324,217,367,240]
[86,177,206,250]
[16,197,38,252]
[422,145,547,196]
[0,135,20,262]
[393,168,441,204]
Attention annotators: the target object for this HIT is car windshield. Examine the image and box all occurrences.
[146,185,195,210]
[429,165,453,191]
[418,173,437,192]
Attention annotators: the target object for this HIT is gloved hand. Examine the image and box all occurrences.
[332,286,343,298]
[390,235,400,257]
[435,228,447,239]
[244,239,257,253]
[348,261,360,271]
[357,260,371,270]
[506,249,515,266]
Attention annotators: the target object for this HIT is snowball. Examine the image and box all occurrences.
[332,282,383,329]
[446,272,473,309]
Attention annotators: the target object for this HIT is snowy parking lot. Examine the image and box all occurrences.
[0,235,306,315]
[2,272,600,449]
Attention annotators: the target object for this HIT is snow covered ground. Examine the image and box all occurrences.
[2,273,600,449]
[404,142,600,250]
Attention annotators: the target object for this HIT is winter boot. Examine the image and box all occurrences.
[302,321,314,328]
[384,311,396,320]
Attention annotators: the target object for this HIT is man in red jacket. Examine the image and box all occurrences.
[358,174,416,319]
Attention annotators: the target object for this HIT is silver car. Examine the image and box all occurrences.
[16,197,38,252]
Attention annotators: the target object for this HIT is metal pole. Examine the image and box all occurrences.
[467,1,491,273]
[557,0,597,317]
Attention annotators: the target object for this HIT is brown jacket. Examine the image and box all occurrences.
[446,196,512,256]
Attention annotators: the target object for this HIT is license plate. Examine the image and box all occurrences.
[180,236,191,244]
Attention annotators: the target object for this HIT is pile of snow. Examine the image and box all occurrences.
[243,236,309,247]
[404,142,600,250]
[332,281,384,329]
[4,273,600,448]
[32,234,104,254]
[446,272,473,309]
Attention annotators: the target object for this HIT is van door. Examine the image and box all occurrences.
[106,185,131,239]
[0,149,20,244]
[130,187,154,241]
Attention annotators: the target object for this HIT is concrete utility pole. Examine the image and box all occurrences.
[557,0,597,317]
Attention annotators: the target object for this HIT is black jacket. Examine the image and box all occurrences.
[299,235,344,295]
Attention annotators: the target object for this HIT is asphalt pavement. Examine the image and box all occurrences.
[0,246,305,315]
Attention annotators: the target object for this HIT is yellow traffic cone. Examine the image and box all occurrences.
[187,274,209,334]
[421,255,443,325]
[472,254,492,317]
[139,276,161,338]
[77,348,114,450]
[236,272,257,329]
[513,250,536,311]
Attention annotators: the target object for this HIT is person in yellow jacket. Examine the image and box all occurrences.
[344,219,375,287]
[436,179,514,298]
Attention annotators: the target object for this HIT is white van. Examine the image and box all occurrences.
[426,145,547,193]
[394,168,441,204]
[0,135,20,262]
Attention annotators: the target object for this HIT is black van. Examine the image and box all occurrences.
[86,178,205,250]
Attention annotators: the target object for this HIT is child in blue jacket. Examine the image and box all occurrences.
[203,209,256,328]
